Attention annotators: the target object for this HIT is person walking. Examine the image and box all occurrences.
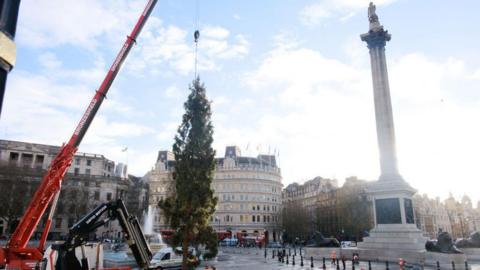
[330,250,337,265]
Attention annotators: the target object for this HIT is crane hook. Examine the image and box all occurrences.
[194,30,200,43]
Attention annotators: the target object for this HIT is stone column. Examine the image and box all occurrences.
[356,3,427,263]
[361,23,401,181]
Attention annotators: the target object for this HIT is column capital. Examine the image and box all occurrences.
[360,29,391,49]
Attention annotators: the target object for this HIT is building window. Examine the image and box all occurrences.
[107,193,112,201]
[75,158,80,165]
[94,191,100,200]
[257,215,260,222]
[74,168,79,176]
[21,153,33,167]
[34,155,44,169]
[85,169,91,175]
[9,152,19,164]
[86,159,92,166]
[252,216,255,222]
[240,215,244,222]
[252,206,255,211]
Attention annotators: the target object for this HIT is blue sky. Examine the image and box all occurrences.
[2,0,480,203]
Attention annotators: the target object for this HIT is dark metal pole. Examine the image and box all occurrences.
[0,0,21,117]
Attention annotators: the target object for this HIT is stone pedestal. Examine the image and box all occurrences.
[461,248,480,262]
[304,247,341,260]
[356,177,428,263]
[424,252,467,268]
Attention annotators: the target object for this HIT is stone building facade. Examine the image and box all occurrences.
[412,194,452,239]
[146,146,283,241]
[282,177,338,236]
[0,139,148,239]
[284,176,373,241]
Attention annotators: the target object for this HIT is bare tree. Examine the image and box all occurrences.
[0,174,39,234]
[282,200,310,243]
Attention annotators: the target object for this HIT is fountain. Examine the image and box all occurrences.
[143,205,154,234]
[142,205,166,253]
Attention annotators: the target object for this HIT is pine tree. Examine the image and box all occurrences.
[159,77,218,270]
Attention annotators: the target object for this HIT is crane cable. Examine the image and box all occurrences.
[194,0,200,80]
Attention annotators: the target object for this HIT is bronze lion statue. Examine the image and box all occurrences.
[425,231,462,253]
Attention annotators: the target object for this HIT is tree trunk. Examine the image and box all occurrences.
[182,232,189,270]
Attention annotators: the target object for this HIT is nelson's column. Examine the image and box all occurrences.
[356,2,427,262]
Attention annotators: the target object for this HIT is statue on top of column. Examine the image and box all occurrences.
[368,2,382,30]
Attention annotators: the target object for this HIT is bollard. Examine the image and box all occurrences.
[301,255,304,267]
[352,259,355,270]
[323,257,326,270]
[289,248,291,256]
[436,261,440,270]
[311,256,314,268]
[465,261,469,270]
[368,260,372,270]
[287,254,289,265]
[386,260,389,270]
[295,247,297,256]
[293,255,296,266]
[452,261,456,270]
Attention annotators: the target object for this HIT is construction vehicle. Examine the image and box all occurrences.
[45,200,152,270]
[0,0,158,269]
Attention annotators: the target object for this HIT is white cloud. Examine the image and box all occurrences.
[202,26,230,40]
[128,24,250,75]
[300,0,398,26]
[38,52,63,69]
[164,86,181,99]
[18,0,146,49]
[0,71,154,158]
[238,40,480,202]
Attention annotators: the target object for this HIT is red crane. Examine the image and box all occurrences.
[0,0,158,268]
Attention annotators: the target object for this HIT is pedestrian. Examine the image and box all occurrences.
[353,253,359,264]
[330,250,337,265]
[341,255,346,269]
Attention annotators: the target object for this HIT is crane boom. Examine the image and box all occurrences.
[0,0,158,268]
